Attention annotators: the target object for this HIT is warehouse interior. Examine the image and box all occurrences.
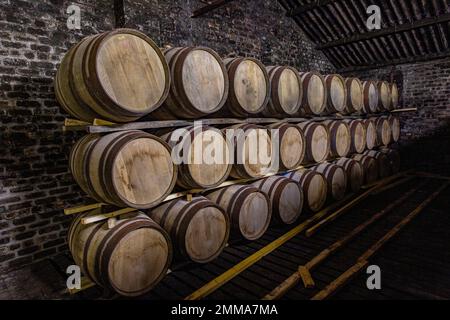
[0,0,449,301]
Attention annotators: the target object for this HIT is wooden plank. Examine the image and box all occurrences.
[390,108,418,113]
[64,203,104,215]
[67,276,96,295]
[312,182,450,300]
[81,207,137,225]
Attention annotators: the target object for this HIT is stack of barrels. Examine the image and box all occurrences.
[61,29,403,296]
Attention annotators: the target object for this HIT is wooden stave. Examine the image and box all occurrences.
[343,119,367,154]
[206,184,272,241]
[225,123,273,179]
[334,158,364,193]
[389,83,399,110]
[263,66,303,117]
[362,80,379,114]
[352,154,379,185]
[268,122,306,170]
[223,57,270,117]
[148,197,230,263]
[160,125,232,189]
[151,47,229,120]
[297,122,331,164]
[388,115,401,142]
[322,120,351,158]
[300,71,328,116]
[362,119,377,150]
[68,210,172,297]
[324,74,347,114]
[285,169,327,213]
[313,163,348,201]
[344,77,363,114]
[252,176,303,225]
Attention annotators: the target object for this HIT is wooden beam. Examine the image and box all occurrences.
[287,0,337,17]
[338,49,450,73]
[317,13,450,50]
[114,0,125,28]
[192,0,235,18]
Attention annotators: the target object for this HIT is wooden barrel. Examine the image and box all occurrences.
[362,80,379,114]
[150,46,228,119]
[206,185,271,240]
[160,126,231,189]
[343,119,367,154]
[55,29,170,123]
[377,81,391,111]
[344,77,363,113]
[285,169,327,212]
[324,74,347,114]
[352,154,379,185]
[268,123,305,170]
[68,210,172,296]
[148,196,229,263]
[364,150,391,178]
[223,57,270,117]
[380,148,401,173]
[297,122,330,163]
[334,158,364,193]
[388,115,401,142]
[323,120,351,158]
[226,124,273,179]
[390,83,399,110]
[263,66,302,117]
[252,176,303,225]
[300,72,327,115]
[362,119,377,150]
[70,131,177,209]
[313,163,348,201]
[375,116,392,146]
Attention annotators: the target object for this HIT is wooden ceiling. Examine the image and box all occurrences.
[278,0,450,72]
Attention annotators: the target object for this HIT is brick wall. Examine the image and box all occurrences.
[344,58,450,175]
[0,0,333,270]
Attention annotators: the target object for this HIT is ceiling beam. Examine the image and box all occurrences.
[317,12,450,50]
[287,0,338,17]
[192,0,235,18]
[338,49,450,73]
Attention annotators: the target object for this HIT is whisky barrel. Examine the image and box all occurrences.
[377,81,391,111]
[362,119,377,150]
[150,46,228,119]
[313,163,348,201]
[160,126,231,189]
[268,123,305,170]
[297,122,330,163]
[223,57,270,117]
[206,185,271,240]
[285,169,327,212]
[263,66,302,117]
[226,124,273,179]
[323,120,351,158]
[388,115,401,142]
[300,72,327,115]
[56,29,170,123]
[362,80,379,114]
[70,131,177,209]
[375,116,392,146]
[324,74,347,114]
[334,158,364,193]
[390,83,399,110]
[364,150,391,178]
[352,154,379,185]
[252,176,303,225]
[68,210,172,296]
[343,119,367,154]
[344,77,363,113]
[148,196,229,263]
[380,148,401,173]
